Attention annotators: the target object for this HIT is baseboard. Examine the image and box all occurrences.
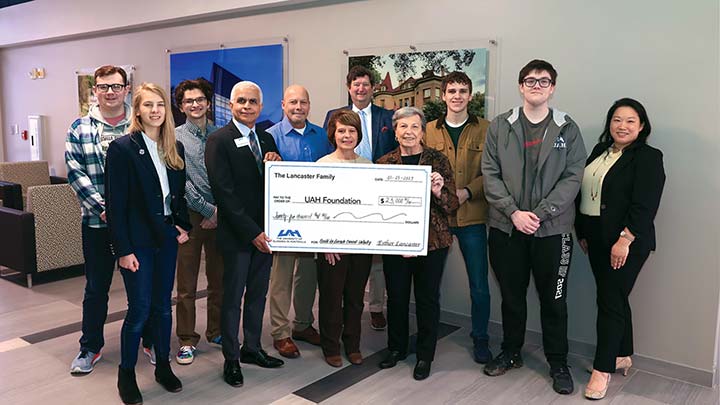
[433,307,715,388]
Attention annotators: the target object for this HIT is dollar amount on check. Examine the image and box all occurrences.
[265,161,432,255]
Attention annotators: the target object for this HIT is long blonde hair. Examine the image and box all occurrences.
[129,83,184,170]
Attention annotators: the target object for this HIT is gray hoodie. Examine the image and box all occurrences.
[481,107,586,237]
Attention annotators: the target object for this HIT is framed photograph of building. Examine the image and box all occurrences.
[168,40,287,130]
[346,40,498,122]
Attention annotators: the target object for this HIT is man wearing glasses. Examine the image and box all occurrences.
[172,78,224,366]
[481,59,586,395]
[66,65,131,374]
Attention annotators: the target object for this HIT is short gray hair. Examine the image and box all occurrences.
[230,80,263,104]
[392,106,426,132]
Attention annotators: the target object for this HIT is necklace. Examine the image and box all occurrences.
[589,148,621,201]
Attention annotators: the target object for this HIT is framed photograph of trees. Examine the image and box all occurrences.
[346,40,498,123]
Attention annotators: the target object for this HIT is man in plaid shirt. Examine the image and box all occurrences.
[66,65,131,375]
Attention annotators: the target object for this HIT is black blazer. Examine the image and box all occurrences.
[323,104,397,162]
[205,122,279,251]
[575,141,665,250]
[105,132,191,257]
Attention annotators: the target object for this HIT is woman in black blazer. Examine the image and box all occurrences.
[575,98,665,400]
[106,83,191,405]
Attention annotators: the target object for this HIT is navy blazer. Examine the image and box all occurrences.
[205,122,279,251]
[323,104,398,162]
[575,141,665,250]
[105,132,191,258]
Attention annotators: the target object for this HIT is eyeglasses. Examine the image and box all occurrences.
[235,97,259,106]
[95,83,127,93]
[522,77,553,88]
[182,96,207,106]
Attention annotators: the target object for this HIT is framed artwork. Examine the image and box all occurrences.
[168,41,286,130]
[346,40,498,122]
[76,64,135,116]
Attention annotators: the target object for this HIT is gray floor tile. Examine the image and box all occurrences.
[622,370,719,405]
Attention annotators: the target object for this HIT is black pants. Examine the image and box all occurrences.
[220,247,272,361]
[382,248,448,362]
[316,254,372,357]
[583,216,650,372]
[488,228,572,366]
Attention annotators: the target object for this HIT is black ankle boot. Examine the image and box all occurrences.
[155,360,182,392]
[117,366,143,405]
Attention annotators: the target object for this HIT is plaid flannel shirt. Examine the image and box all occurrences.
[65,108,130,227]
[175,119,218,219]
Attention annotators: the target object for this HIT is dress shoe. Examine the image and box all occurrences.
[240,348,285,368]
[117,366,143,405]
[379,350,407,369]
[155,360,182,393]
[615,356,632,376]
[413,360,432,380]
[347,352,363,365]
[223,360,244,387]
[549,364,574,395]
[324,355,342,367]
[292,326,322,346]
[584,370,610,400]
[273,338,300,358]
[370,312,387,330]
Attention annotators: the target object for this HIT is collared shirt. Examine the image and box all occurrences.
[65,104,130,228]
[266,116,332,162]
[176,119,218,219]
[141,132,171,215]
[352,104,373,157]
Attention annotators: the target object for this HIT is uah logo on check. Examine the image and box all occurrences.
[278,229,301,238]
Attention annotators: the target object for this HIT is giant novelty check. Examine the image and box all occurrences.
[265,161,432,255]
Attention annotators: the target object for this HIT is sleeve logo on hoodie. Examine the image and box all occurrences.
[553,135,566,150]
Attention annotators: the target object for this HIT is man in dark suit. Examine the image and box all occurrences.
[323,65,398,331]
[205,80,284,388]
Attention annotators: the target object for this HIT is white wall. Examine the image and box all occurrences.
[1,0,718,376]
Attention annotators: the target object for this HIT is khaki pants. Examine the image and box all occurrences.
[175,210,224,347]
[269,252,317,340]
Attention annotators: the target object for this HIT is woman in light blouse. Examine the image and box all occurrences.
[315,109,373,367]
[575,98,665,400]
[106,83,191,405]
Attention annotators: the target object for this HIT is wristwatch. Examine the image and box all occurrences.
[620,230,635,242]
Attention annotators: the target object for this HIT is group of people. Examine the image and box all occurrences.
[63,58,664,405]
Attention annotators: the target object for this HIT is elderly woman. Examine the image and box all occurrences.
[106,83,191,405]
[575,98,665,400]
[376,107,459,380]
[315,109,373,367]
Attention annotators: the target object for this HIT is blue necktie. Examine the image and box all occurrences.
[356,110,372,161]
[248,130,263,174]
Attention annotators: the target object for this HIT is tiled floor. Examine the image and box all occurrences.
[0,269,717,405]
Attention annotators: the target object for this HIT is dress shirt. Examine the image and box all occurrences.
[141,132,171,215]
[352,104,373,160]
[176,119,217,219]
[266,116,333,162]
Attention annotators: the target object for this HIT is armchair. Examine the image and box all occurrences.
[0,161,84,287]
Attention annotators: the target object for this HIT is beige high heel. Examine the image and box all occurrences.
[585,370,611,400]
[615,356,632,376]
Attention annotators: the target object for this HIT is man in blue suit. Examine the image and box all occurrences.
[323,65,397,331]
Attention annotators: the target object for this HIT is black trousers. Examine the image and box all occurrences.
[382,248,448,362]
[582,216,651,372]
[220,247,272,361]
[315,254,372,357]
[488,228,572,366]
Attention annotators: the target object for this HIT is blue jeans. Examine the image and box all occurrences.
[119,224,178,369]
[79,225,116,353]
[450,224,490,341]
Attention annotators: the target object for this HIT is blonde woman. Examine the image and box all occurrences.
[106,83,191,405]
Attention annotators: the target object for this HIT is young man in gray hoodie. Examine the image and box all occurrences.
[66,65,131,374]
[481,60,586,395]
